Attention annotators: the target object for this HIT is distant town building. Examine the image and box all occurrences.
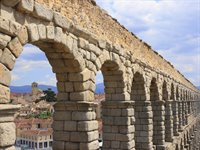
[32,82,43,95]
[15,118,53,150]
[11,82,44,103]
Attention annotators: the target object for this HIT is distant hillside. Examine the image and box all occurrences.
[10,85,58,93]
[11,83,105,94]
[197,86,200,90]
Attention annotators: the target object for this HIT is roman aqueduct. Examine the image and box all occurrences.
[0,0,200,150]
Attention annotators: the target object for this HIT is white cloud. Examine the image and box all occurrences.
[11,74,20,81]
[14,59,50,73]
[22,44,44,55]
[38,76,57,86]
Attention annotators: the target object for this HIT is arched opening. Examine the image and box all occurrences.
[100,60,134,150]
[101,61,124,101]
[11,44,57,149]
[131,72,152,149]
[177,86,182,132]
[150,78,164,146]
[162,81,168,100]
[94,71,104,148]
[188,92,191,114]
[182,90,186,126]
[171,83,177,136]
[0,24,101,150]
[162,81,173,142]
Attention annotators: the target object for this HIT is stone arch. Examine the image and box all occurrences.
[162,80,173,142]
[2,23,88,99]
[170,83,175,100]
[177,85,183,132]
[0,19,99,150]
[131,72,153,149]
[101,60,134,150]
[2,24,98,149]
[0,1,199,150]
[150,78,159,101]
[131,72,146,101]
[162,80,168,101]
[182,89,187,126]
[172,83,179,136]
[101,60,125,101]
[150,77,165,147]
[176,86,180,101]
[187,91,191,114]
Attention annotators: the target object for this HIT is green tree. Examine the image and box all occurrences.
[40,88,57,102]
[38,111,52,119]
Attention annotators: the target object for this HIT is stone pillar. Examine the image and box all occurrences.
[172,100,179,136]
[165,100,173,142]
[135,101,154,150]
[152,100,165,150]
[188,101,191,114]
[102,101,135,150]
[182,101,186,126]
[191,101,194,114]
[178,101,183,131]
[53,101,99,150]
[185,102,188,125]
[190,135,195,150]
[0,104,20,150]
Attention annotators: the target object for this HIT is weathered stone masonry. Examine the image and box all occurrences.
[0,0,200,150]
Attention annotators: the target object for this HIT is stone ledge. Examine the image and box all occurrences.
[102,101,134,109]
[0,104,20,111]
[0,104,20,122]
[54,101,98,111]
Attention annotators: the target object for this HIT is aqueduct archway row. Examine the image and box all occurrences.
[0,0,200,150]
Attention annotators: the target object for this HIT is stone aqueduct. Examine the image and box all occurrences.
[0,0,200,150]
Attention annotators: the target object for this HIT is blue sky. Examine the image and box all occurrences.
[11,0,200,86]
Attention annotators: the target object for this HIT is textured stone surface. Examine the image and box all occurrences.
[34,2,53,21]
[17,0,34,13]
[0,33,11,49]
[33,0,198,90]
[0,1,199,150]
[17,26,28,44]
[0,84,10,104]
[2,0,20,7]
[0,123,15,147]
[0,63,11,86]
[0,48,16,70]
[27,24,39,42]
[7,37,23,58]
[54,12,71,30]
